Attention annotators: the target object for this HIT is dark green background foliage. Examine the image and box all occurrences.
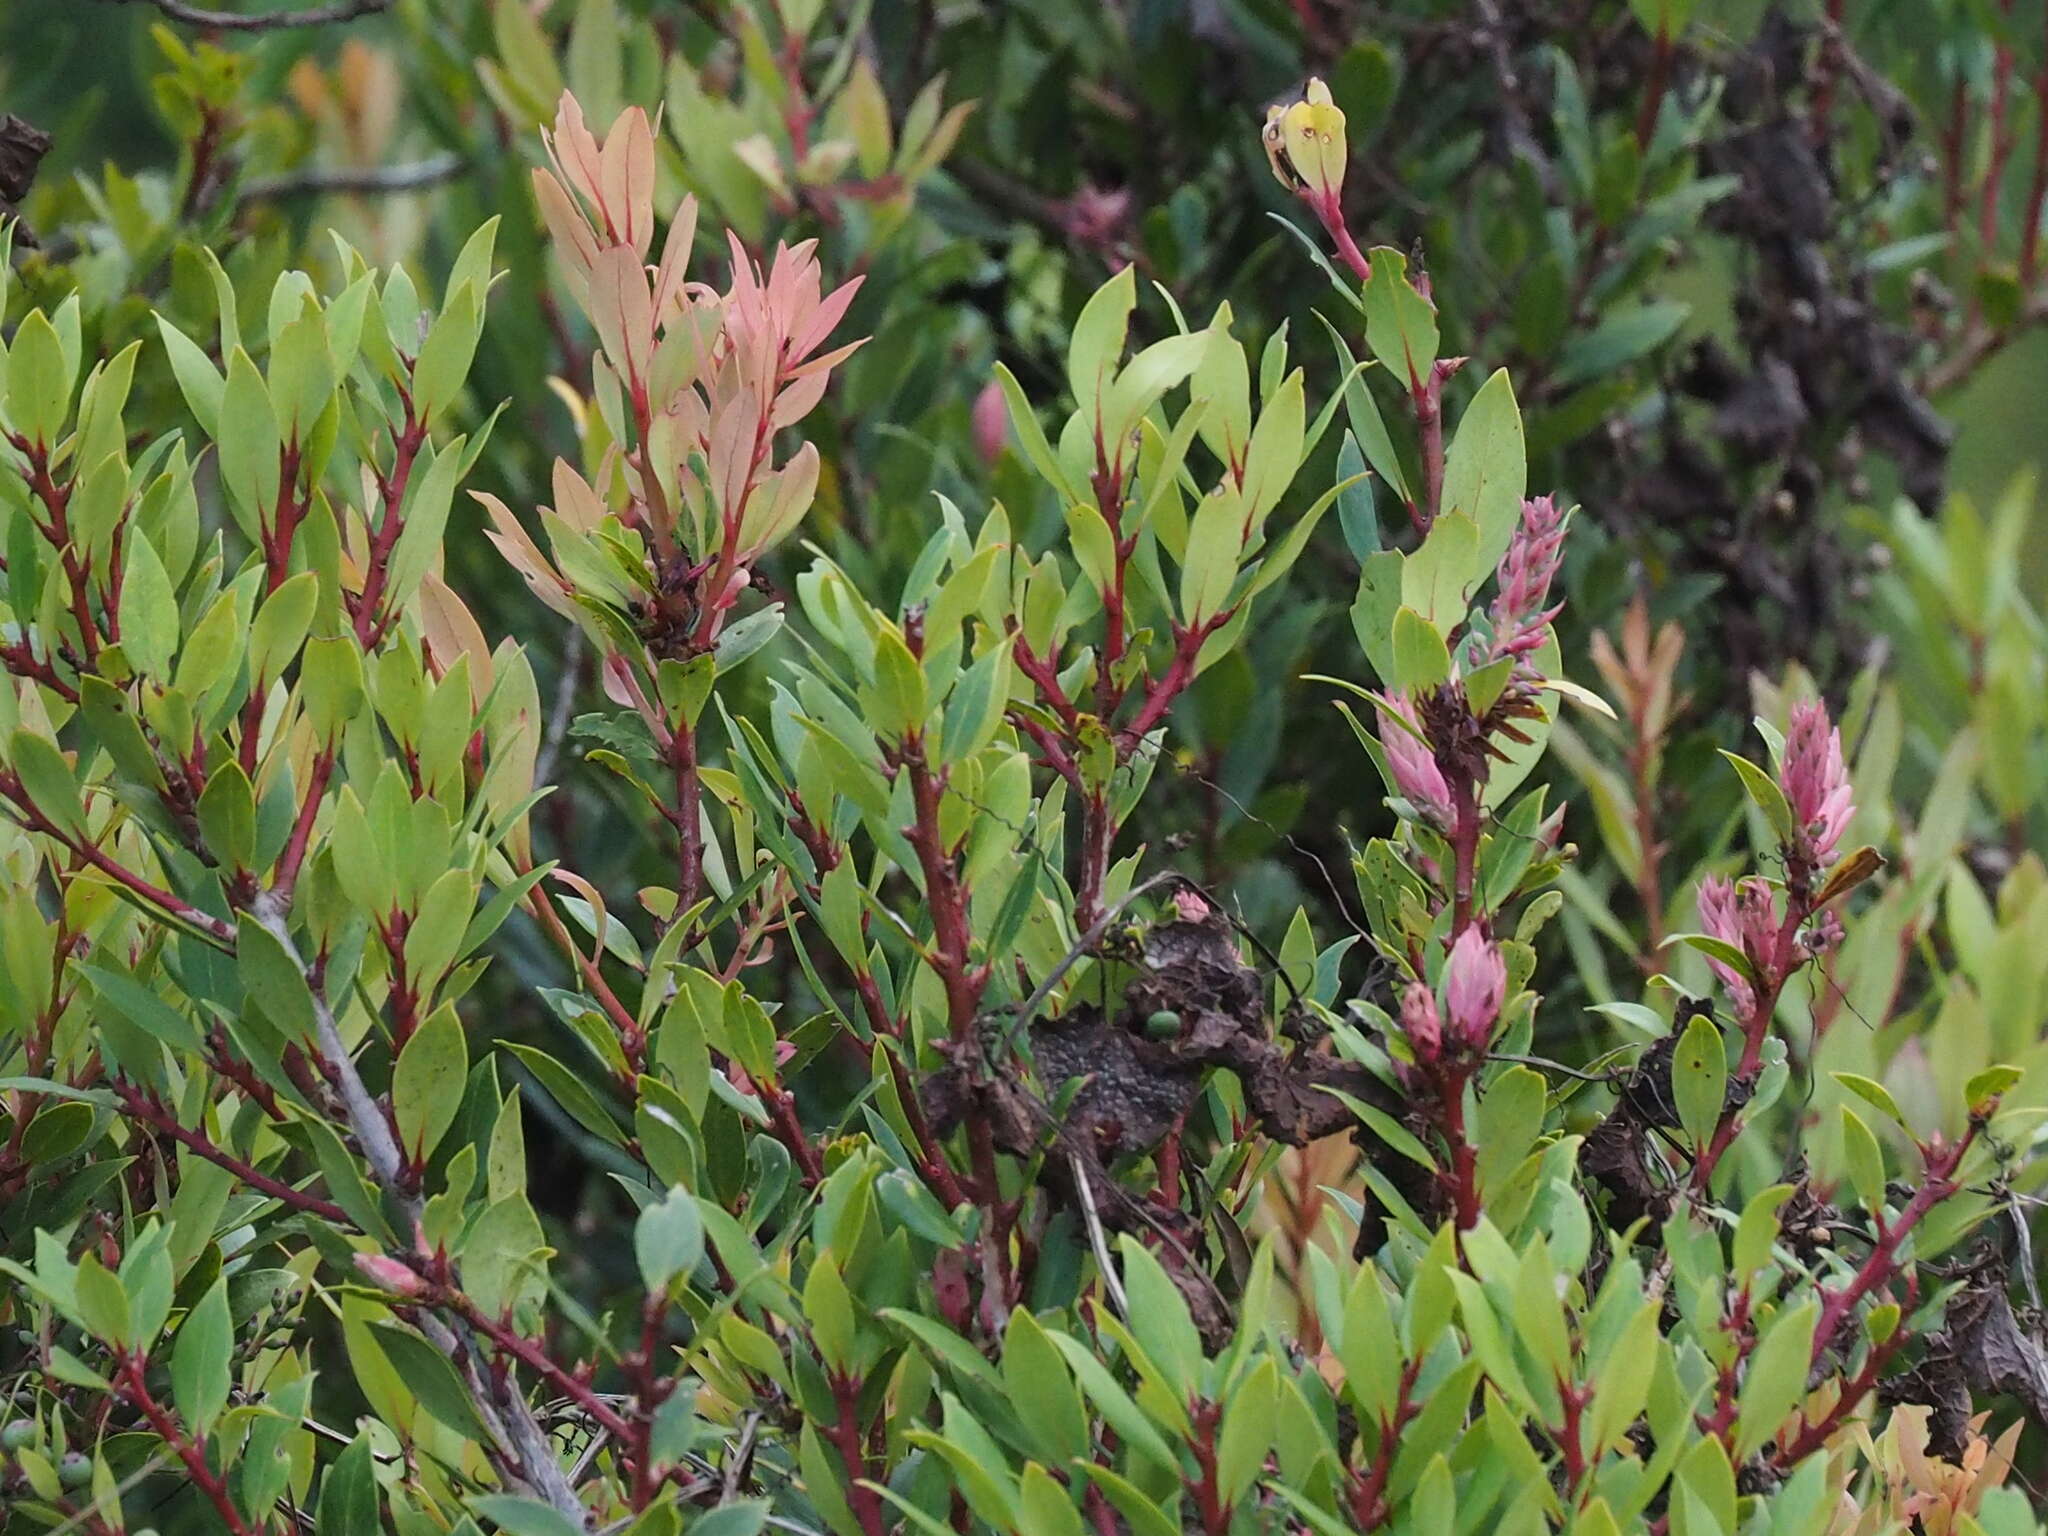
[3,0,2048,1533]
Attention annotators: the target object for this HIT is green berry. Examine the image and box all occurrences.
[1143,1009,1182,1039]
[1,1419,36,1452]
[58,1451,91,1489]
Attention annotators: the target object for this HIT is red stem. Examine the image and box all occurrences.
[1635,26,1674,150]
[117,1353,258,1536]
[0,774,235,945]
[1347,1356,1423,1528]
[1190,1401,1231,1536]
[1808,1128,1976,1364]
[353,400,426,649]
[829,1374,888,1536]
[449,1294,636,1444]
[113,1079,350,1225]
[1981,17,2018,258]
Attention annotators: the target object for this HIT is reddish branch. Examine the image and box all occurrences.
[1347,1356,1424,1528]
[352,396,427,649]
[828,1372,888,1536]
[116,1352,258,1536]
[112,1079,351,1224]
[0,772,236,945]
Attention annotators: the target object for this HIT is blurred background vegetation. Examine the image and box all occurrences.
[6,0,2048,1237]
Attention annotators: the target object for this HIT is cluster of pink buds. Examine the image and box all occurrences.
[1696,874,1781,1018]
[1781,699,1854,873]
[1489,495,1568,661]
[1375,691,1453,825]
[1444,927,1506,1047]
[1401,983,1443,1065]
[1401,928,1506,1065]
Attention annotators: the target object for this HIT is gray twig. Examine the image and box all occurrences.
[249,894,587,1522]
[95,0,391,29]
[240,153,466,202]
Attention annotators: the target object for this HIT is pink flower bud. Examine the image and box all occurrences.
[1696,875,1782,1018]
[354,1253,428,1299]
[1444,927,1506,1049]
[1489,496,1569,660]
[1781,700,1853,872]
[971,380,1008,468]
[1374,692,1453,826]
[1401,982,1442,1065]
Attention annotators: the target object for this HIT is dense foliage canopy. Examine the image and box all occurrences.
[4,3,2048,1535]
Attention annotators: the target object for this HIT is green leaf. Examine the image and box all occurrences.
[469,1496,584,1536]
[1389,605,1452,690]
[9,730,87,835]
[994,363,1081,503]
[1362,247,1438,389]
[1318,311,1410,505]
[1050,1334,1180,1475]
[1661,931,1754,979]
[414,283,484,422]
[217,350,281,539]
[1965,1064,2022,1112]
[1734,1301,1816,1462]
[1552,301,1689,388]
[1719,749,1796,849]
[301,634,367,743]
[171,1277,232,1435]
[392,1004,467,1163]
[118,535,180,680]
[503,1041,627,1146]
[803,1257,858,1373]
[1067,265,1137,416]
[73,1253,131,1347]
[1831,1072,1905,1128]
[1732,1185,1794,1279]
[249,571,318,685]
[196,761,257,872]
[368,1321,491,1440]
[1839,1105,1886,1209]
[1001,1308,1088,1466]
[1440,369,1526,576]
[80,963,202,1055]
[1216,1356,1279,1504]
[7,308,73,445]
[691,1502,769,1536]
[156,317,224,436]
[1338,1260,1401,1424]
[635,1184,705,1293]
[1116,1236,1202,1397]
[1402,510,1479,635]
[238,919,318,1042]
[315,1433,378,1535]
[1672,1011,1727,1154]
[385,436,468,613]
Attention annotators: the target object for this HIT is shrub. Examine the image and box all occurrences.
[1,32,2046,1536]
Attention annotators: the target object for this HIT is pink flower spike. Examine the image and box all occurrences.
[1402,982,1443,1065]
[1444,928,1506,1049]
[1374,692,1453,826]
[1696,876,1763,1017]
[1489,495,1569,659]
[1781,700,1853,871]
